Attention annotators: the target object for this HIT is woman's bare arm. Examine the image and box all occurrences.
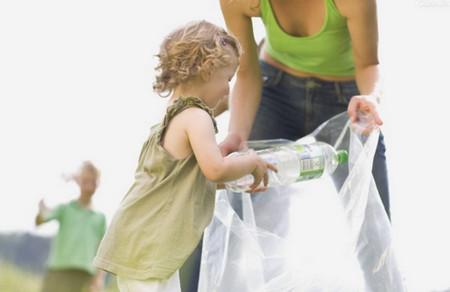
[220,0,262,141]
[339,0,383,126]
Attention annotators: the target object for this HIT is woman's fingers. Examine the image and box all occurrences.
[348,95,383,134]
[347,98,359,123]
[219,134,240,155]
[372,107,383,125]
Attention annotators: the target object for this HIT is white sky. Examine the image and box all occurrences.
[0,0,449,291]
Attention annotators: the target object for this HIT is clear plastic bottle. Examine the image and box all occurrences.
[225,141,348,192]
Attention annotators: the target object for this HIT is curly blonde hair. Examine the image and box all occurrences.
[153,20,241,96]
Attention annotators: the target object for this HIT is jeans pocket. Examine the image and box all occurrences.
[262,72,280,87]
[262,74,271,85]
[260,61,282,87]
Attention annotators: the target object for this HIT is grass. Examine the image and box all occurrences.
[0,262,41,292]
[0,261,119,292]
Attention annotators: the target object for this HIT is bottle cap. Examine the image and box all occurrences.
[337,150,348,164]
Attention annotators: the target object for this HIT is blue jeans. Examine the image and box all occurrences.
[250,60,391,218]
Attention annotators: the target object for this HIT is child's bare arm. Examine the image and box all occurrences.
[89,269,106,292]
[35,199,63,226]
[35,214,45,226]
[183,108,275,188]
[184,108,255,181]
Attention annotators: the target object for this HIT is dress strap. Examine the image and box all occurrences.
[158,96,218,143]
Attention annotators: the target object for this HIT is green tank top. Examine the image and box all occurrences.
[260,0,355,76]
[94,97,217,280]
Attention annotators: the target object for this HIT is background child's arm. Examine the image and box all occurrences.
[35,199,64,226]
[89,269,106,292]
[35,199,49,226]
[183,108,274,188]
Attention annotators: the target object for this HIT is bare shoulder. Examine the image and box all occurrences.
[178,106,212,119]
[334,0,376,18]
[220,0,261,18]
[175,107,215,132]
[163,107,212,139]
[162,107,215,159]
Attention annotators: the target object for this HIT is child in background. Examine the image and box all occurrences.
[93,20,275,292]
[36,161,107,292]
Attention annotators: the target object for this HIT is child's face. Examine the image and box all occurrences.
[202,61,238,108]
[75,169,98,197]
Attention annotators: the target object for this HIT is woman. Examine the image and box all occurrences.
[219,0,390,217]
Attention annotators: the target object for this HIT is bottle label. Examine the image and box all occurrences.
[294,145,325,181]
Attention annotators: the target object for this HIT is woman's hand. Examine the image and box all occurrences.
[347,94,383,135]
[219,133,247,156]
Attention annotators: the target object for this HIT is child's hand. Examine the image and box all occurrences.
[249,151,277,192]
[38,199,49,215]
[35,199,50,226]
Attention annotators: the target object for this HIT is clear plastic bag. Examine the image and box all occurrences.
[199,112,407,292]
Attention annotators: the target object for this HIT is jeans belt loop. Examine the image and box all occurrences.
[334,81,346,103]
[272,69,283,86]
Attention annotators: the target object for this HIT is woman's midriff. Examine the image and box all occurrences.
[259,45,355,82]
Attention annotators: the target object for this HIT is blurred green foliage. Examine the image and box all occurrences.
[0,261,119,292]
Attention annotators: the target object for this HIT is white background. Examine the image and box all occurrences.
[0,0,449,291]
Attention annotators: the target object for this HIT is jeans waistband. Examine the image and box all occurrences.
[259,59,357,90]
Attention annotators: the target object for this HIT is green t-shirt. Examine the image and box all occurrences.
[45,200,106,275]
